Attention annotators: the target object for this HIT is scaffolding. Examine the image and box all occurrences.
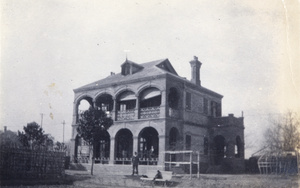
[163,150,200,179]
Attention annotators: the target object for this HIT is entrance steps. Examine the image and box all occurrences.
[76,163,164,175]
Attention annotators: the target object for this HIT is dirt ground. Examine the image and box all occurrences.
[1,170,299,188]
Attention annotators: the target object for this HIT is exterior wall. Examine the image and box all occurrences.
[183,88,222,124]
[70,60,245,174]
[209,115,245,173]
[185,125,208,153]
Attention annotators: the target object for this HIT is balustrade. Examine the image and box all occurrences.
[117,109,135,121]
[140,106,160,119]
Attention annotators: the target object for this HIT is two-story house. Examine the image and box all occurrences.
[70,56,245,173]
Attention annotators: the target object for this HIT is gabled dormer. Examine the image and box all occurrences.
[121,59,144,76]
[156,59,178,76]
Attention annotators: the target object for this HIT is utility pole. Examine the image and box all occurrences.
[40,113,44,128]
[62,120,65,144]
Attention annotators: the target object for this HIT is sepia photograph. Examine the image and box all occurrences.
[1,0,299,187]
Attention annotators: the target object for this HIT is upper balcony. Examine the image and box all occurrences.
[115,88,162,121]
[74,86,182,124]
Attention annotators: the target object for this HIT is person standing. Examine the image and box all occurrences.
[132,152,139,175]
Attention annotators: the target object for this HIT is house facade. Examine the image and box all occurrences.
[70,56,245,173]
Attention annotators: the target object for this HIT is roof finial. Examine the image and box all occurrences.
[124,50,130,61]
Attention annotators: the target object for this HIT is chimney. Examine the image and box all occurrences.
[4,126,7,132]
[189,56,202,86]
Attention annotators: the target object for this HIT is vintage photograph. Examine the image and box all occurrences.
[1,0,299,187]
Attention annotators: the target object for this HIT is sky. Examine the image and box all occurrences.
[1,0,299,158]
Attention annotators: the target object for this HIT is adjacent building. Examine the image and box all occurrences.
[70,56,245,173]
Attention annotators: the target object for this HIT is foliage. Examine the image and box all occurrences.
[18,122,54,150]
[264,111,300,152]
[0,130,22,147]
[76,107,113,175]
[54,141,67,152]
[76,107,113,146]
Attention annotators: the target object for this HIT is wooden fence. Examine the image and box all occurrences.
[0,146,65,180]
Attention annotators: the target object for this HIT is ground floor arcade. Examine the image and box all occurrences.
[70,117,245,173]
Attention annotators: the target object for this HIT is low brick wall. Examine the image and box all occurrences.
[0,147,65,181]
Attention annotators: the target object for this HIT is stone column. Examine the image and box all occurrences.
[72,101,78,126]
[70,138,76,162]
[226,140,235,158]
[71,101,78,161]
[133,136,139,155]
[160,90,166,118]
[158,135,166,165]
[109,137,115,165]
[135,95,140,120]
[111,98,117,121]
[93,99,97,109]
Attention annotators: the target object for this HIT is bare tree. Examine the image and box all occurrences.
[264,111,300,152]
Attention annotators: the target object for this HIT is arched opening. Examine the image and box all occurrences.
[138,127,159,159]
[168,87,180,118]
[169,127,180,150]
[74,135,90,163]
[139,87,161,119]
[235,136,242,158]
[96,94,113,117]
[214,135,226,165]
[76,97,93,123]
[115,129,133,164]
[168,87,178,109]
[78,100,91,112]
[94,130,110,163]
[116,91,136,121]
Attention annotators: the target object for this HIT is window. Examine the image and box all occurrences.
[120,104,126,111]
[216,103,222,117]
[211,101,216,117]
[185,135,191,150]
[186,92,191,110]
[121,64,131,76]
[168,88,178,109]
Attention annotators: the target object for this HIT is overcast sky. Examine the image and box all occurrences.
[1,0,299,158]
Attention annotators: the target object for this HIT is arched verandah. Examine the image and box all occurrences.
[139,87,161,119]
[138,127,159,160]
[74,135,90,163]
[94,130,111,163]
[114,128,133,164]
[95,93,114,114]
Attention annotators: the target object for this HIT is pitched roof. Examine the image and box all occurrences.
[74,58,223,98]
[75,59,176,91]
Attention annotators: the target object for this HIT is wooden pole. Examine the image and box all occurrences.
[197,152,200,178]
[190,152,192,179]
